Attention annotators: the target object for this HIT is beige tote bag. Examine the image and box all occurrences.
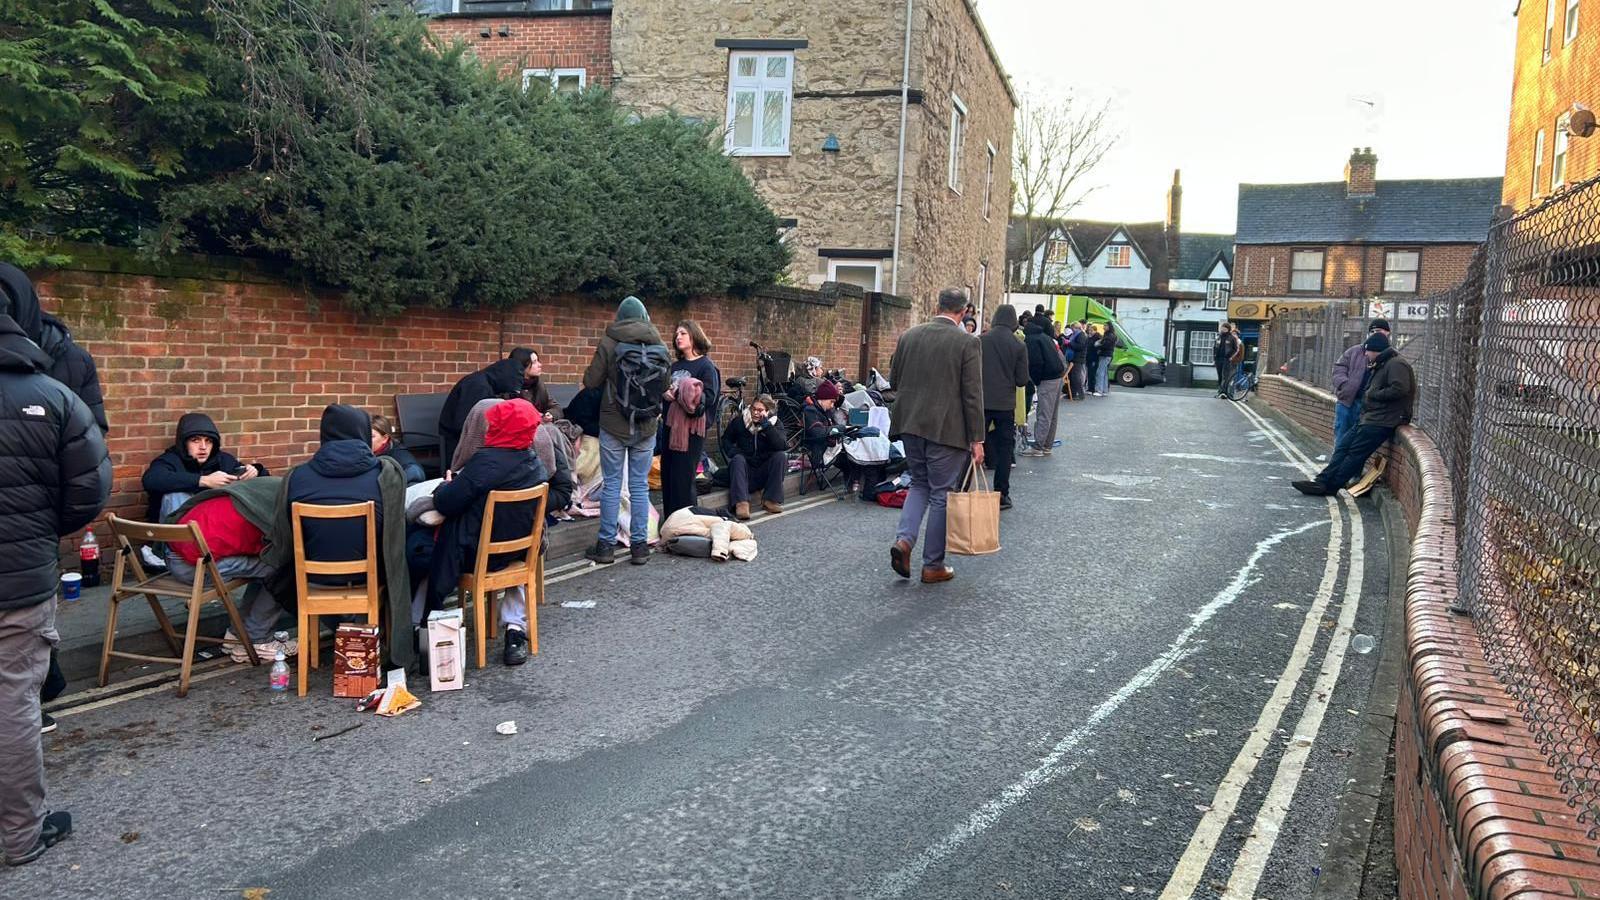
[946,458,1001,556]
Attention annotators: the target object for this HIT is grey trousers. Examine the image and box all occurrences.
[165,554,284,644]
[1034,377,1063,449]
[0,600,56,859]
[895,435,971,568]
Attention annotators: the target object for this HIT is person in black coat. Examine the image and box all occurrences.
[288,405,386,582]
[1023,316,1067,456]
[142,413,269,523]
[428,399,549,666]
[0,263,108,435]
[722,394,789,521]
[437,349,533,468]
[980,304,1029,507]
[0,312,109,868]
[370,414,425,485]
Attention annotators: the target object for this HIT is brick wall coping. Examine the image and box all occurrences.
[1261,374,1600,899]
[429,9,612,20]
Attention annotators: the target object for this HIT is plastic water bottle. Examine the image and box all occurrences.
[1350,634,1377,655]
[269,651,290,696]
[79,530,101,588]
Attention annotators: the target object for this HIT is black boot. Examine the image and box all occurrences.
[585,540,617,564]
[1292,480,1333,496]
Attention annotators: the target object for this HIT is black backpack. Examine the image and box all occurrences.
[612,341,672,431]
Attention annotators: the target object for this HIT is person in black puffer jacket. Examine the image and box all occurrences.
[0,312,109,868]
[287,405,385,582]
[1023,316,1066,456]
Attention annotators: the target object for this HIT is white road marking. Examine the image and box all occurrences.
[54,665,236,717]
[873,517,1329,900]
[1219,403,1366,898]
[1160,452,1300,468]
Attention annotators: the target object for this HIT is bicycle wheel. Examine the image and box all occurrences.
[710,393,742,465]
[1225,373,1251,402]
[777,399,806,452]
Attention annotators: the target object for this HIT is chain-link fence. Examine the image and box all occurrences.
[1263,173,1600,848]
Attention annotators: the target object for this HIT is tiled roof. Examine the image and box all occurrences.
[1175,233,1234,281]
[1235,178,1504,245]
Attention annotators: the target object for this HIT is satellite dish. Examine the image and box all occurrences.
[1567,106,1596,139]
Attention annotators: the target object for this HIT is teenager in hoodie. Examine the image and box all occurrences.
[427,399,549,666]
[438,348,534,468]
[142,413,269,524]
[981,305,1029,508]
[581,296,667,566]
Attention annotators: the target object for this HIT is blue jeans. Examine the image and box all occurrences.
[1316,424,1395,490]
[1095,357,1111,393]
[600,429,654,546]
[1333,402,1362,450]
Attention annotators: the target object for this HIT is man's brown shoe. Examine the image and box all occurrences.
[920,566,955,584]
[762,500,784,515]
[734,501,751,521]
[890,540,912,579]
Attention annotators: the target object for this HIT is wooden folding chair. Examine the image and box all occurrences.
[458,484,549,669]
[100,515,262,697]
[290,501,381,697]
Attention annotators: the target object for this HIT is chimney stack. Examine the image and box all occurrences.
[1164,169,1182,289]
[1345,147,1377,198]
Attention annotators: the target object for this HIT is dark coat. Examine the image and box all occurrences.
[142,413,269,522]
[1214,331,1241,368]
[1024,320,1066,384]
[427,447,549,611]
[1098,326,1118,357]
[287,405,385,577]
[801,400,833,459]
[582,316,667,441]
[1359,349,1416,428]
[0,315,110,611]
[566,386,603,438]
[438,357,527,467]
[379,444,426,485]
[0,263,109,433]
[981,305,1030,411]
[722,408,788,469]
[888,316,985,450]
[1068,329,1089,362]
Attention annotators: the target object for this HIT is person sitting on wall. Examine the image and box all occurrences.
[520,348,559,419]
[370,414,426,485]
[722,393,789,521]
[1293,332,1416,497]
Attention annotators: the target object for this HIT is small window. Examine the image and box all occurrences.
[983,144,997,220]
[1106,245,1132,268]
[1290,249,1325,292]
[1554,115,1571,188]
[1533,129,1547,199]
[1204,281,1231,310]
[828,259,883,292]
[947,93,967,192]
[1547,0,1559,60]
[726,51,793,156]
[1189,333,1216,366]
[1383,250,1420,293]
[522,67,586,95]
[1045,239,1072,265]
[1566,0,1580,43]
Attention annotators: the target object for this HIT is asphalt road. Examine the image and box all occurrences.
[13,387,1392,899]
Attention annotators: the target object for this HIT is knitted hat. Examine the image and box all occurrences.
[1364,333,1391,353]
[1368,318,1391,333]
[814,380,842,402]
[615,295,649,323]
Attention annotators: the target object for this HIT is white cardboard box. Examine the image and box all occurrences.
[427,609,464,692]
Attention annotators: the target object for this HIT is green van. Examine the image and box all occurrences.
[1048,294,1166,387]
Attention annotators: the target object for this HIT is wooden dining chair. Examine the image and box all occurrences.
[290,501,380,697]
[457,483,549,669]
[100,515,261,697]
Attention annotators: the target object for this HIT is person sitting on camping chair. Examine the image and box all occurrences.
[802,380,858,493]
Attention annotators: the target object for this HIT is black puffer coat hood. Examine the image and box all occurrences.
[174,412,224,469]
[311,404,378,478]
[0,262,44,346]
[0,313,111,610]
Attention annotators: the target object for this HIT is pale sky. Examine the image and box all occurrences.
[978,0,1518,234]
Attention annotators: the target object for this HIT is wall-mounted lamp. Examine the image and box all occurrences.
[821,133,841,153]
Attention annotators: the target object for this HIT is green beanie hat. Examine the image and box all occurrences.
[616,295,649,322]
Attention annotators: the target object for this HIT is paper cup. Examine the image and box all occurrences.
[61,572,83,601]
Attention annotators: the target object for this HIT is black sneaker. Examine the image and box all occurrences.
[502,628,529,667]
[1292,480,1334,496]
[584,540,617,565]
[999,495,1014,511]
[41,713,56,735]
[3,811,71,867]
[630,544,650,566]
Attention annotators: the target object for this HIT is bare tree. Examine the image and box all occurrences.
[1010,89,1117,290]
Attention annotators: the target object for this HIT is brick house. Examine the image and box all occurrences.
[1505,0,1600,210]
[1006,172,1235,379]
[1231,149,1502,331]
[422,0,1016,342]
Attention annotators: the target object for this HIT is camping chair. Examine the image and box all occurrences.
[290,501,381,697]
[100,515,262,698]
[458,484,549,669]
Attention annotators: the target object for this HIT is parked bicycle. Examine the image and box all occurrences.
[1224,358,1258,402]
[708,342,806,459]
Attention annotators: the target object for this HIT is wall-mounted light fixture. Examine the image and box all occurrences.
[821,134,841,153]
[498,24,511,37]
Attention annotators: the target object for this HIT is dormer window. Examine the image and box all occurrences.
[1106,245,1132,268]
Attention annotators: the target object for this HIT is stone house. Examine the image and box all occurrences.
[1231,149,1502,331]
[423,0,1016,357]
[1505,0,1600,211]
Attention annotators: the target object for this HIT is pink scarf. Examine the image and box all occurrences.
[666,376,706,452]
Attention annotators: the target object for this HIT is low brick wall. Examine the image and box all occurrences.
[1258,374,1600,900]
[26,248,918,553]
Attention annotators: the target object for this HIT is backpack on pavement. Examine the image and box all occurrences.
[613,341,672,431]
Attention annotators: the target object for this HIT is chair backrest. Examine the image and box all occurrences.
[546,382,581,411]
[471,484,550,578]
[107,514,220,589]
[394,392,447,449]
[290,501,379,589]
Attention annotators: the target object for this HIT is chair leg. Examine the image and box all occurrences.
[297,610,310,697]
[487,591,499,641]
[145,594,183,657]
[177,593,204,698]
[534,554,546,607]
[470,589,487,669]
[99,594,122,688]
[526,578,539,657]
[309,618,320,670]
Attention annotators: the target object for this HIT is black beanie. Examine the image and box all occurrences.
[1364,333,1391,352]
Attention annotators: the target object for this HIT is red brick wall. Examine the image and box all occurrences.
[425,12,612,87]
[1504,1,1600,210]
[1234,244,1481,299]
[30,251,914,550]
[1257,375,1600,900]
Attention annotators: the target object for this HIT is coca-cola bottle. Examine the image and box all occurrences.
[79,531,101,588]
